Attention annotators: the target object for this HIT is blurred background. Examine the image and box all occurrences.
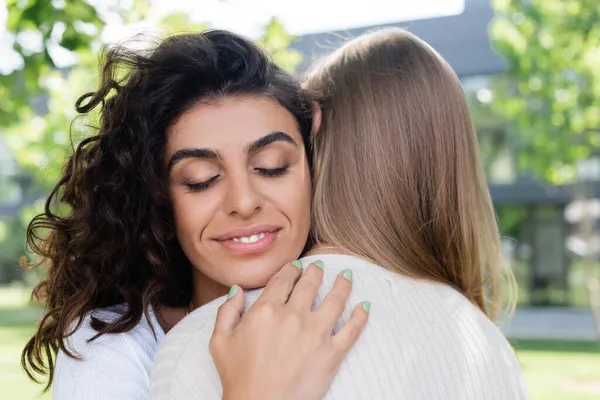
[1,0,599,398]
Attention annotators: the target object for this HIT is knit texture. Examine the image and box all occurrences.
[149,254,529,400]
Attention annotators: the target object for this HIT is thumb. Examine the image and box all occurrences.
[213,284,244,336]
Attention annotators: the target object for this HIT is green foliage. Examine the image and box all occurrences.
[257,17,303,73]
[2,0,106,191]
[490,0,600,183]
[158,12,208,33]
[1,0,102,127]
[465,76,518,174]
[497,205,529,239]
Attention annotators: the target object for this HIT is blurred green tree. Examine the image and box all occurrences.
[0,0,102,127]
[490,0,600,321]
[490,0,600,184]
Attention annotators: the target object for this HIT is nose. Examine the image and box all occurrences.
[222,172,262,219]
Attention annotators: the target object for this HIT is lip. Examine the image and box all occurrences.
[214,224,281,241]
[217,230,280,255]
[213,224,282,256]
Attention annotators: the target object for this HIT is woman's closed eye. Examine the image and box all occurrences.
[185,175,220,192]
[255,165,289,177]
[184,165,290,193]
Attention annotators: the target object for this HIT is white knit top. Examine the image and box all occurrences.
[149,254,529,400]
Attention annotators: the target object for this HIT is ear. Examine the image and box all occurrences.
[311,102,322,136]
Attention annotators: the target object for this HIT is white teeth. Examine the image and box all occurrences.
[231,232,268,244]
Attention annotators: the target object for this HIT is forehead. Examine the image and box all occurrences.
[166,96,302,153]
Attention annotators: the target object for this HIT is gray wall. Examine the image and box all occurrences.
[292,0,505,78]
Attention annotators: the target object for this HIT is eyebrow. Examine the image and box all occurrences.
[246,131,297,153]
[167,148,219,171]
[167,131,298,172]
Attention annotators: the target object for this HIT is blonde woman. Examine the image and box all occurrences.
[149,28,529,400]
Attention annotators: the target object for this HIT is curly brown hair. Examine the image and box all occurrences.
[21,29,313,390]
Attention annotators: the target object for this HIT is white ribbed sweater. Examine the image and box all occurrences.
[149,254,529,400]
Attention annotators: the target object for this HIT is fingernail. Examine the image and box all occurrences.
[228,284,239,299]
[315,260,324,269]
[362,301,371,313]
[292,260,303,270]
[342,269,353,281]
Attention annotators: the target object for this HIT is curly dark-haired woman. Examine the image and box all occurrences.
[22,30,368,399]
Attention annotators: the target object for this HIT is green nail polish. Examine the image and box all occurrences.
[342,269,353,281]
[228,284,239,299]
[362,301,371,313]
[292,260,303,270]
[315,260,324,269]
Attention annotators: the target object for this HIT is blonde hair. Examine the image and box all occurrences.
[305,28,516,320]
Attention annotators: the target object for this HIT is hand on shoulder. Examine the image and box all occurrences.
[211,260,370,400]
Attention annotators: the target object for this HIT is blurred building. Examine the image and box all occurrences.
[291,0,505,79]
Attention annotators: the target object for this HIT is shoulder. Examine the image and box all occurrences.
[300,255,528,398]
[341,296,528,399]
[61,305,163,360]
[152,300,219,361]
[53,305,164,400]
[312,256,528,399]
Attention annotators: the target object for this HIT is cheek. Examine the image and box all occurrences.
[170,189,212,241]
[269,167,312,229]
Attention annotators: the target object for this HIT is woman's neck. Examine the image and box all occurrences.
[158,270,228,333]
[192,270,230,308]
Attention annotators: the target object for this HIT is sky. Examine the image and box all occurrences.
[148,0,465,36]
[0,0,465,72]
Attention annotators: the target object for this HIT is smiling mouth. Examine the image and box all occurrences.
[216,229,281,255]
[231,232,268,243]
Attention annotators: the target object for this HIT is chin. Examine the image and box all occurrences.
[227,259,285,289]
[236,272,277,290]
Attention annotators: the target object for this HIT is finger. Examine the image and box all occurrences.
[259,261,303,304]
[286,262,324,311]
[332,301,370,354]
[314,269,353,330]
[212,284,245,337]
